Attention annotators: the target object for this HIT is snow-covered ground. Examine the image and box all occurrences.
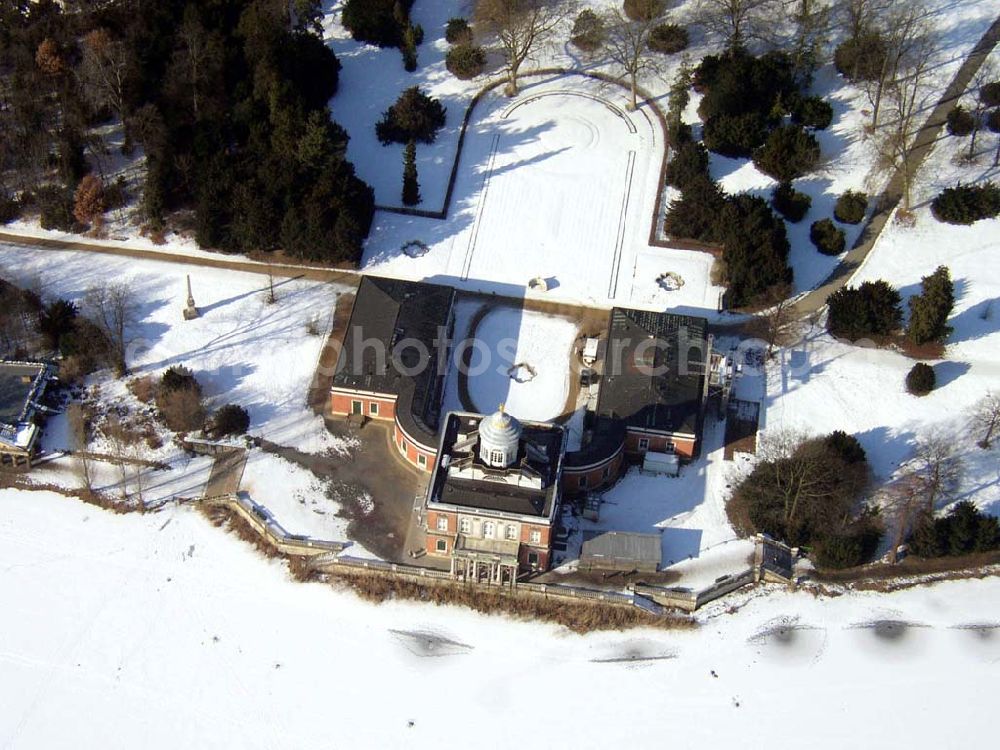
[5,487,1000,749]
[761,62,1000,519]
[440,301,578,421]
[0,243,366,544]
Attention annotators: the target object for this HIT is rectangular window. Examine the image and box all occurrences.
[417,454,427,468]
[483,521,496,539]
[638,437,650,451]
[436,516,448,531]
[351,400,362,415]
[602,466,610,480]
[401,439,408,453]
[460,517,471,534]
[665,441,675,453]
[436,539,447,553]
[579,476,588,488]
[369,402,379,416]
[528,552,539,567]
[505,525,517,541]
[529,529,541,545]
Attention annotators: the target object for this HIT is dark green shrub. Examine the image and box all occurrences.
[665,141,710,190]
[825,431,867,465]
[570,10,604,52]
[0,192,20,224]
[834,191,867,224]
[810,218,845,255]
[445,17,472,45]
[160,365,201,395]
[989,108,1000,134]
[446,44,486,79]
[905,362,936,396]
[981,81,1000,108]
[813,518,882,569]
[907,265,954,345]
[375,87,446,145]
[648,24,688,55]
[753,125,821,182]
[946,105,976,136]
[696,51,796,124]
[930,182,1000,224]
[342,0,413,47]
[703,112,769,158]
[38,298,78,350]
[211,404,250,437]
[623,0,666,22]
[790,94,833,130]
[833,32,887,82]
[826,281,902,340]
[663,174,726,241]
[771,182,811,223]
[716,194,792,308]
[909,502,1000,558]
[35,185,75,231]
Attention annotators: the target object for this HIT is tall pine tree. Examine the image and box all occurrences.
[402,139,420,205]
[908,266,954,345]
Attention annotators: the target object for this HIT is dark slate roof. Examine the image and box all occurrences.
[438,477,551,517]
[332,276,455,445]
[595,308,709,436]
[0,362,46,426]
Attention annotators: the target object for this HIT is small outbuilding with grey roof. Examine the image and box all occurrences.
[580,531,662,573]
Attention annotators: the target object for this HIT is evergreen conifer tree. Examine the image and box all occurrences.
[402,140,420,206]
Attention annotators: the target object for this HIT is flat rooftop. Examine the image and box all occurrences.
[596,308,709,436]
[0,362,45,426]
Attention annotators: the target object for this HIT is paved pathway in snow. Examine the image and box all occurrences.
[790,13,1000,318]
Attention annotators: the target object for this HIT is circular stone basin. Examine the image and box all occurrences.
[402,240,429,258]
[657,271,685,291]
[508,363,537,383]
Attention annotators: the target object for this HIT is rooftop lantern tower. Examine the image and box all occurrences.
[478,404,521,469]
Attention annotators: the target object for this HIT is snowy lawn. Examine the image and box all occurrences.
[0,243,363,542]
[441,300,578,422]
[4,488,1000,749]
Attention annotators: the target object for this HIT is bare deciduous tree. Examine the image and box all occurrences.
[603,5,667,110]
[694,0,777,51]
[864,0,929,132]
[78,29,129,127]
[84,280,136,377]
[871,24,935,213]
[750,283,797,358]
[788,0,832,83]
[67,403,94,496]
[970,392,1000,449]
[103,414,131,501]
[474,0,574,96]
[909,433,963,514]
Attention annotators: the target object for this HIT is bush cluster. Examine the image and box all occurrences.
[446,44,486,80]
[909,501,1000,558]
[790,94,834,130]
[623,0,666,22]
[905,362,936,396]
[157,366,204,432]
[702,111,768,158]
[665,141,710,190]
[376,87,447,145]
[729,431,880,567]
[444,17,472,45]
[771,182,811,223]
[907,265,954,345]
[36,184,76,231]
[946,105,976,136]
[826,280,902,340]
[930,182,1000,224]
[343,0,422,70]
[752,124,821,183]
[810,218,845,255]
[666,182,791,308]
[834,190,867,224]
[570,10,604,52]
[0,192,20,224]
[647,24,688,55]
[210,404,250,437]
[833,32,887,82]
